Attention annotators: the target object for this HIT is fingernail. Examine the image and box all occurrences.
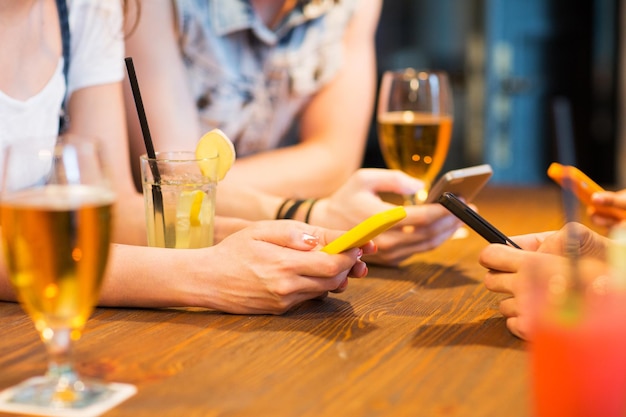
[302,233,319,246]
[357,248,363,258]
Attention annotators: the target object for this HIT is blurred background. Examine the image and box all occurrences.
[362,0,623,187]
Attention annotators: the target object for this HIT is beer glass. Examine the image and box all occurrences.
[0,135,117,409]
[377,69,454,203]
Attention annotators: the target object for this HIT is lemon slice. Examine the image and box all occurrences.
[176,190,212,248]
[195,129,236,181]
[188,190,205,227]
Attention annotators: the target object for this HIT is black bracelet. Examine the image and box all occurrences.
[282,199,306,220]
[275,198,292,220]
[304,199,318,224]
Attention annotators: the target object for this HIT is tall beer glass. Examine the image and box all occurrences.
[0,135,116,408]
[377,69,454,203]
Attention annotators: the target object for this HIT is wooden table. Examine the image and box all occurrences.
[0,186,568,417]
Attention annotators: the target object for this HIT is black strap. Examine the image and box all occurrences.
[55,0,70,133]
[282,199,306,220]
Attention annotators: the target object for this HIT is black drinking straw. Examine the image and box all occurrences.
[124,57,165,236]
[552,96,581,292]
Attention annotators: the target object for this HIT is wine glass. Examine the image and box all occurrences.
[377,68,454,204]
[0,135,117,409]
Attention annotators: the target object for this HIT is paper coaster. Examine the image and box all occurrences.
[0,377,137,417]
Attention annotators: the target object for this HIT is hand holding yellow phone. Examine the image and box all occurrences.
[321,206,407,254]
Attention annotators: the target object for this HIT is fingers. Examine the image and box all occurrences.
[505,317,529,341]
[365,218,460,266]
[348,259,369,278]
[348,168,425,196]
[498,296,518,318]
[478,243,524,273]
[404,202,456,227]
[508,231,554,251]
[592,190,626,211]
[330,278,349,293]
[483,268,520,296]
[496,297,531,341]
[589,212,618,228]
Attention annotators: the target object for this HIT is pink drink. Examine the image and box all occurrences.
[530,293,626,417]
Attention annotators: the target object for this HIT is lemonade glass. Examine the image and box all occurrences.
[140,151,218,248]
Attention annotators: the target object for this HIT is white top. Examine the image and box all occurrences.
[0,0,124,146]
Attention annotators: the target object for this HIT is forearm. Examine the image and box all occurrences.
[216,180,330,225]
[221,3,381,199]
[111,192,148,246]
[221,140,357,198]
[98,244,202,308]
[216,182,284,220]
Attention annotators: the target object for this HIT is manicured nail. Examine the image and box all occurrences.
[302,233,319,246]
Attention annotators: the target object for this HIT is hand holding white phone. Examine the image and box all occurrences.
[425,164,493,204]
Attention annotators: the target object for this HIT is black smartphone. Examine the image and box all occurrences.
[438,192,521,248]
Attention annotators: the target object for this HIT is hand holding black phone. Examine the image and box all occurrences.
[438,192,520,248]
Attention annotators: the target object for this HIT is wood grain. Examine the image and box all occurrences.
[0,186,569,417]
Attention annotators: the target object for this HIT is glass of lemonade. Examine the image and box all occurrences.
[140,151,218,249]
[0,135,118,408]
[377,68,454,204]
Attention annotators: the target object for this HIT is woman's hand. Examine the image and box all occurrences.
[590,190,626,227]
[185,220,375,314]
[311,169,462,266]
[478,223,610,340]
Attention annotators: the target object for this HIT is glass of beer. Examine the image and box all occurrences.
[0,135,118,409]
[377,68,454,203]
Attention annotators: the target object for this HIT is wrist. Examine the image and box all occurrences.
[304,198,328,227]
[276,198,319,223]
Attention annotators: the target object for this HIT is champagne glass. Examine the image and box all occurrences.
[377,68,454,204]
[0,135,116,409]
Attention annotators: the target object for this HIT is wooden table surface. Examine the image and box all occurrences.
[0,186,569,417]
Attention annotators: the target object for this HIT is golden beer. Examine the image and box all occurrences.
[378,111,453,188]
[0,185,114,334]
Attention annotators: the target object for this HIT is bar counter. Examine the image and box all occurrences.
[0,185,568,417]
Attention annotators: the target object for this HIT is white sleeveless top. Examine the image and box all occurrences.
[0,0,124,148]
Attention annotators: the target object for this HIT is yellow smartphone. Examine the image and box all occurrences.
[321,206,407,254]
[547,162,626,220]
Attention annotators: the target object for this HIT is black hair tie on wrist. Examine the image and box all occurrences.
[275,198,292,220]
[282,199,306,220]
[304,199,318,224]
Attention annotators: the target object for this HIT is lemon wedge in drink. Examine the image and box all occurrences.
[188,190,205,227]
[195,128,236,181]
[176,190,213,248]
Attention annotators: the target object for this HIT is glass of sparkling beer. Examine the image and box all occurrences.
[140,151,218,248]
[377,68,454,203]
[0,135,118,408]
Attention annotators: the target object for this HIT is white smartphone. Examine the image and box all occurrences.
[425,164,493,204]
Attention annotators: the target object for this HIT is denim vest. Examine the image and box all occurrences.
[175,0,360,156]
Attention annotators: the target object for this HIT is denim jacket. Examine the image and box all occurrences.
[175,0,360,156]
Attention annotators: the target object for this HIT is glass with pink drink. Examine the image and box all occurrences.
[528,253,626,417]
